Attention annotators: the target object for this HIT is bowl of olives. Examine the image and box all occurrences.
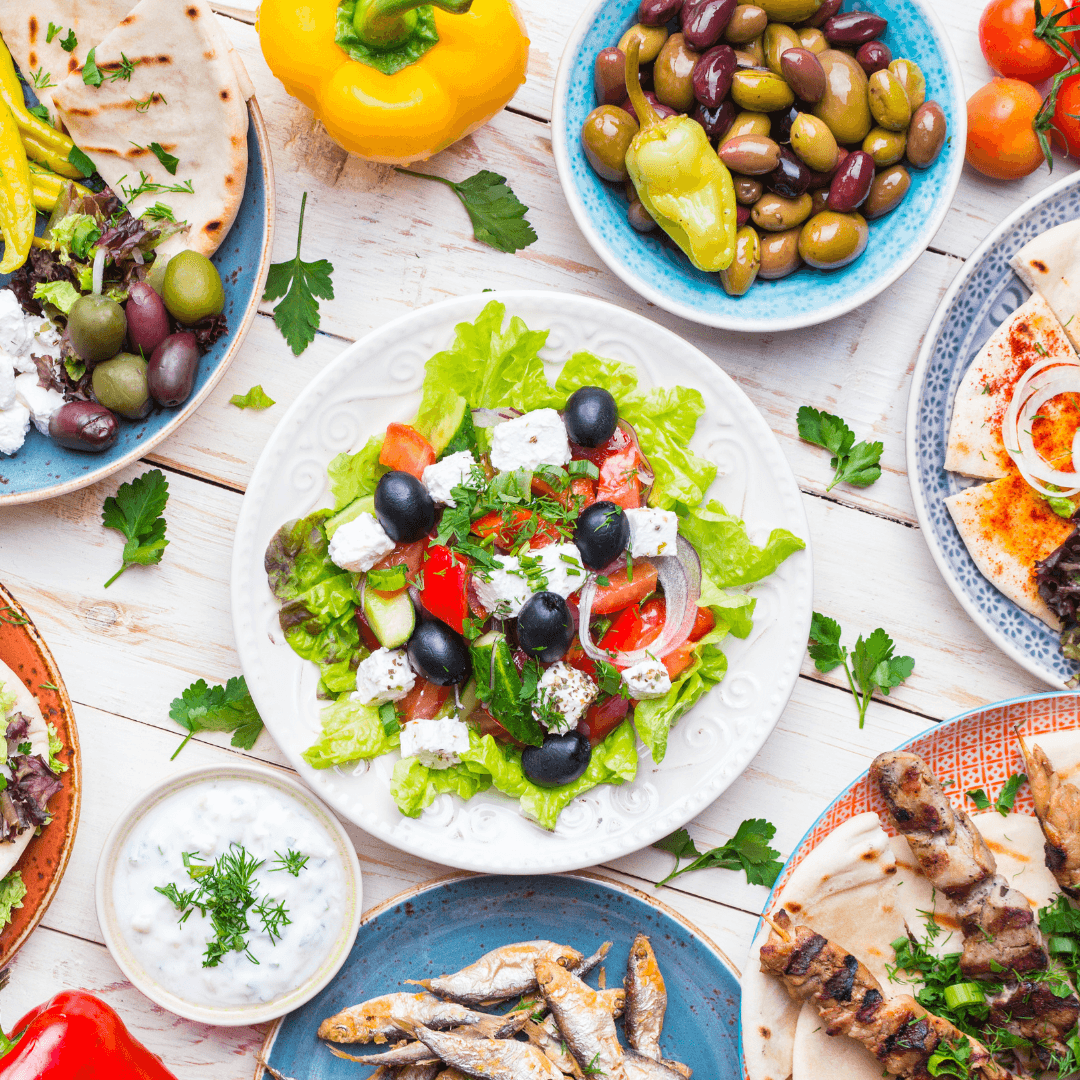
[551,0,964,331]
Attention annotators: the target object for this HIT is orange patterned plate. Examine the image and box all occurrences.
[0,581,81,965]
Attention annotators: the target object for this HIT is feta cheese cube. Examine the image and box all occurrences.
[531,542,587,599]
[622,659,672,700]
[422,450,476,507]
[0,360,14,411]
[352,648,416,706]
[399,714,471,770]
[472,555,532,618]
[534,662,598,732]
[0,403,29,456]
[626,507,679,557]
[0,291,35,357]
[328,513,395,572]
[490,409,572,472]
[14,373,65,436]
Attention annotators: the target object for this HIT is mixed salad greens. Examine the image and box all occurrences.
[265,302,803,829]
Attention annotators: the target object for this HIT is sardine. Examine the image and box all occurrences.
[319,992,506,1045]
[436,1070,471,1080]
[535,958,625,1078]
[624,934,666,1060]
[414,941,584,1006]
[397,1065,442,1080]
[327,1015,530,1064]
[524,1015,583,1078]
[512,944,618,1021]
[411,1025,565,1080]
[622,1052,690,1080]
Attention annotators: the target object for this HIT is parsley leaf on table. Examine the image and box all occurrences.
[807,612,914,728]
[395,167,537,253]
[263,191,335,356]
[654,820,783,888]
[230,384,275,410]
[82,47,102,87]
[169,676,264,759]
[101,469,169,588]
[797,406,883,491]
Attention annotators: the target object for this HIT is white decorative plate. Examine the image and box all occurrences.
[231,292,812,872]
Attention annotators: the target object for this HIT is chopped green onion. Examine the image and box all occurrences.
[1049,934,1079,956]
[567,459,600,479]
[379,703,400,737]
[943,982,986,1010]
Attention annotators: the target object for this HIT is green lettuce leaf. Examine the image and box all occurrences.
[47,723,67,774]
[32,281,81,314]
[0,682,14,720]
[264,510,335,601]
[0,871,26,930]
[390,756,493,815]
[285,610,364,695]
[328,435,385,510]
[303,696,399,769]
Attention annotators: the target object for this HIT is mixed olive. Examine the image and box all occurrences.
[49,250,225,453]
[581,0,948,293]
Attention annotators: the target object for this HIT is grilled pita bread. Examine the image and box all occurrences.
[51,0,248,257]
[1011,220,1080,353]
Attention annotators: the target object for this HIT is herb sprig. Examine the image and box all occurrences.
[169,676,264,758]
[653,820,783,887]
[797,406,883,491]
[101,469,169,588]
[966,772,1027,816]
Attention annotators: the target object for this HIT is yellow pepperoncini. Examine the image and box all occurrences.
[0,100,34,274]
[257,0,529,165]
[623,39,737,273]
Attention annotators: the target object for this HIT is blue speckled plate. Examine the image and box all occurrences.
[0,91,275,506]
[907,169,1080,688]
[258,873,742,1080]
[551,0,965,332]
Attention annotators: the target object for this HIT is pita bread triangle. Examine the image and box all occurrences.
[51,0,248,257]
[1011,219,1080,353]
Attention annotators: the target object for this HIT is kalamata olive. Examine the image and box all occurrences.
[725,4,768,43]
[906,100,947,168]
[864,163,910,218]
[719,223,760,295]
[620,92,678,123]
[594,47,628,105]
[682,0,736,49]
[581,106,640,182]
[628,199,658,232]
[780,47,825,102]
[126,282,170,358]
[48,401,119,452]
[692,99,737,138]
[824,11,887,45]
[374,470,436,544]
[407,620,471,686]
[734,175,764,204]
[827,149,874,211]
[770,103,799,144]
[564,386,618,447]
[692,44,737,107]
[147,332,199,407]
[517,592,575,663]
[574,501,630,570]
[654,33,700,111]
[640,0,684,25]
[735,203,751,226]
[68,295,126,363]
[162,250,224,325]
[856,40,892,75]
[810,187,830,214]
[718,133,781,174]
[797,0,839,28]
[766,147,812,197]
[91,352,151,420]
[522,731,592,788]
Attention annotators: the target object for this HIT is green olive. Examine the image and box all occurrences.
[725,5,768,44]
[798,27,827,54]
[145,255,170,296]
[718,110,772,148]
[813,50,872,144]
[868,69,911,132]
[758,0,823,20]
[720,225,761,296]
[864,164,911,219]
[618,23,668,64]
[763,24,801,76]
[751,191,813,231]
[731,68,794,112]
[654,33,700,113]
[68,295,127,363]
[581,105,639,182]
[91,352,151,419]
[734,176,764,205]
[798,211,869,269]
[758,227,803,279]
[889,58,926,111]
[863,126,907,166]
[162,250,225,325]
[790,113,838,173]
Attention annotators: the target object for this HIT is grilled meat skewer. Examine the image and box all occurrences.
[1019,738,1080,899]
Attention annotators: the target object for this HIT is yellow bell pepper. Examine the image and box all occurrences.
[257,0,529,165]
[0,101,34,273]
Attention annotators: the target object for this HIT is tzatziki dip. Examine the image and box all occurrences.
[112,777,347,1007]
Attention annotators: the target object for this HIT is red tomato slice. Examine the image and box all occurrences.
[596,448,644,509]
[530,475,598,511]
[472,509,562,550]
[590,560,659,615]
[420,545,470,632]
[398,679,451,722]
[565,640,597,679]
[379,423,436,480]
[600,597,666,653]
[571,422,637,466]
[689,606,715,642]
[472,705,526,748]
[663,644,696,680]
[579,695,630,745]
[369,539,427,596]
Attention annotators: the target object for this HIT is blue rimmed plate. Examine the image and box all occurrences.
[258,872,742,1080]
[906,169,1080,688]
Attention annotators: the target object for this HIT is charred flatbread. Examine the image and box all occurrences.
[1011,220,1080,353]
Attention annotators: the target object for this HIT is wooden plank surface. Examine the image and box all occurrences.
[0,0,1074,1075]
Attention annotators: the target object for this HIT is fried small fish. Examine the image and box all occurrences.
[327,1014,529,1063]
[411,1025,564,1080]
[512,944,618,1020]
[625,934,666,1060]
[622,1051,691,1080]
[318,992,505,1045]
[397,1065,442,1080]
[524,1015,583,1078]
[415,941,584,1006]
[435,1070,470,1080]
[535,958,624,1078]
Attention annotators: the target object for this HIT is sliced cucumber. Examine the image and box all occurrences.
[363,589,416,649]
[442,404,479,459]
[325,495,375,538]
[470,633,544,746]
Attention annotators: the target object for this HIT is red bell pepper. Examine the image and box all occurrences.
[0,990,179,1078]
[420,545,470,633]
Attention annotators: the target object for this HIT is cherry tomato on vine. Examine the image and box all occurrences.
[979,0,1080,83]
[966,78,1047,179]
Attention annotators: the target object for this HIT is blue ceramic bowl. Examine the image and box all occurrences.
[262,873,743,1080]
[551,0,965,331]
[0,101,275,505]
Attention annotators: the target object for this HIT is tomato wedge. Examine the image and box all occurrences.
[565,640,597,678]
[379,423,436,480]
[420,545,470,632]
[597,448,644,509]
[590,559,659,615]
[663,644,696,680]
[579,694,630,745]
[472,509,562,550]
[398,679,451,722]
[369,539,427,596]
[689,606,715,642]
[530,475,598,510]
[600,597,666,653]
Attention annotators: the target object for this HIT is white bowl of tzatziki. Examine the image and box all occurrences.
[95,764,362,1025]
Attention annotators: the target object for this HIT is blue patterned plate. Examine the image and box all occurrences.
[259,873,742,1080]
[907,169,1080,688]
[0,93,275,506]
[551,0,965,332]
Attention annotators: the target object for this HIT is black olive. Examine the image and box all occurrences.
[407,620,472,685]
[574,501,630,571]
[517,592,575,663]
[522,732,592,788]
[374,470,435,544]
[563,386,618,448]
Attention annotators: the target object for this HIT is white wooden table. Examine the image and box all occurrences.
[0,1,1072,1073]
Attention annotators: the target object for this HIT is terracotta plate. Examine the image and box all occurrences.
[0,581,81,963]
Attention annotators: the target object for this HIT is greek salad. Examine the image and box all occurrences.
[265,303,804,829]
